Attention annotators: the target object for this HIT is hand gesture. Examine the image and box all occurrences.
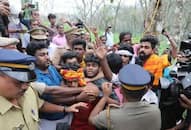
[0,1,10,16]
[84,82,100,97]
[60,18,69,24]
[66,102,88,112]
[94,43,107,60]
[179,94,191,109]
[76,91,89,102]
[90,27,98,37]
[162,29,170,38]
[102,82,112,97]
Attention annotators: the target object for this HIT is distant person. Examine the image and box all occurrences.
[104,25,114,48]
[47,13,57,40]
[119,31,140,56]
[99,35,107,45]
[119,32,132,46]
[0,0,10,37]
[51,23,69,69]
[20,1,36,29]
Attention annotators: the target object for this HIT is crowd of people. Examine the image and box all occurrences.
[1,0,191,130]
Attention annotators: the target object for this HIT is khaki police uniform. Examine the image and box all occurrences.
[91,64,161,130]
[0,49,44,130]
[92,102,161,130]
[0,87,44,130]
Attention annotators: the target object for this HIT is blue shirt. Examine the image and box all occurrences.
[35,65,62,86]
[35,65,65,120]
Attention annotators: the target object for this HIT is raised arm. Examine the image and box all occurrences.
[94,43,113,81]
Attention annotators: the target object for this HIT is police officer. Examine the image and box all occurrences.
[0,49,87,130]
[0,36,19,50]
[29,27,47,40]
[89,64,161,130]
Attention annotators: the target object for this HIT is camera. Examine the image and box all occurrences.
[159,39,191,129]
[160,39,191,98]
[75,19,84,28]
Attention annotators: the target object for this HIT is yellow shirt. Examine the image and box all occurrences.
[143,54,163,87]
[0,87,44,130]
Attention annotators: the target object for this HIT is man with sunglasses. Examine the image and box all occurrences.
[0,49,87,130]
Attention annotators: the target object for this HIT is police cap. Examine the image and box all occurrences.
[0,49,36,82]
[0,37,19,47]
[29,27,47,40]
[119,64,151,91]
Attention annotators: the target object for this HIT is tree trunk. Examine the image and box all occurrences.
[144,0,163,35]
[113,0,122,32]
[171,0,184,45]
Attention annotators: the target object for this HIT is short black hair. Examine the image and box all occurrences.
[140,35,159,49]
[99,35,107,39]
[31,9,39,15]
[47,13,56,20]
[56,23,64,29]
[61,51,78,63]
[119,44,134,54]
[84,54,100,66]
[61,63,80,71]
[26,41,48,56]
[107,53,122,74]
[119,32,132,43]
[72,39,86,50]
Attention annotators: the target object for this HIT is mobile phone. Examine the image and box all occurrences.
[161,28,166,34]
[29,4,35,8]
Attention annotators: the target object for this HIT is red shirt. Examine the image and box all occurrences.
[70,100,98,130]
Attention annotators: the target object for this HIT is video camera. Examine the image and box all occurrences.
[160,39,191,98]
[159,39,191,129]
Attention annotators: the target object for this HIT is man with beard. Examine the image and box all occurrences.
[0,49,88,130]
[26,41,93,130]
[138,35,163,91]
[72,39,86,68]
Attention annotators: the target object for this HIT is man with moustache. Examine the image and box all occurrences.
[0,49,87,130]
[72,39,87,68]
[138,35,163,92]
[26,41,87,130]
[26,40,99,130]
[26,40,71,130]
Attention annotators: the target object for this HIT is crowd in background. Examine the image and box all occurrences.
[1,0,191,130]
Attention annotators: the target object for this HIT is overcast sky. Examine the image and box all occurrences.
[12,0,139,15]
